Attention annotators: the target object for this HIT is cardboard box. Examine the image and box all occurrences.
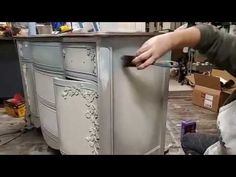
[36,25,52,34]
[191,69,236,112]
[211,69,236,87]
[4,99,25,118]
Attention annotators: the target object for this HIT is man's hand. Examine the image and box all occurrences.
[132,33,173,70]
[132,26,201,70]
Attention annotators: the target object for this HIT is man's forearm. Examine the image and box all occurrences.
[168,24,236,76]
[169,26,201,50]
[133,23,236,73]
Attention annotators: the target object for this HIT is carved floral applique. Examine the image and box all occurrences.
[61,85,99,154]
[86,47,97,75]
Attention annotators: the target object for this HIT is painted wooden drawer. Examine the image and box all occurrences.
[54,77,98,154]
[63,43,97,82]
[34,68,64,106]
[34,68,63,149]
[38,100,59,149]
[31,42,64,72]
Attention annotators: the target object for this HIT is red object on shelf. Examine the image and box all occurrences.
[3,93,25,118]
[10,94,24,105]
[13,93,24,102]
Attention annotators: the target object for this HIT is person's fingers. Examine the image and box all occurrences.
[135,61,143,67]
[136,43,149,56]
[137,57,156,70]
[132,50,152,64]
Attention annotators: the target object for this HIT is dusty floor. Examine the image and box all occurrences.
[0,86,218,155]
[0,108,59,155]
[165,91,218,154]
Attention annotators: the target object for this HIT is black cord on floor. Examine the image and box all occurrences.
[0,126,31,146]
[0,130,22,137]
[0,132,24,146]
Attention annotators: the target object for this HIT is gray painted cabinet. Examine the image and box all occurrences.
[15,32,170,154]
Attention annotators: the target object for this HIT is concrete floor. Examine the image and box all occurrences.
[0,79,218,155]
[0,108,59,155]
[165,91,217,154]
[169,79,193,92]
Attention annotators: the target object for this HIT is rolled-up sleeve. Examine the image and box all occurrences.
[194,24,236,76]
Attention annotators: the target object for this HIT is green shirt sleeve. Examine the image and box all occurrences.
[195,24,236,76]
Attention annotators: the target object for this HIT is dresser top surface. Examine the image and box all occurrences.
[14,31,166,41]
[0,37,14,41]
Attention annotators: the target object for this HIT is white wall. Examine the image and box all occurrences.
[99,22,146,32]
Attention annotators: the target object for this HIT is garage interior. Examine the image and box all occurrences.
[0,22,233,155]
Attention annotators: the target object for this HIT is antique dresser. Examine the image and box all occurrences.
[15,32,170,154]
